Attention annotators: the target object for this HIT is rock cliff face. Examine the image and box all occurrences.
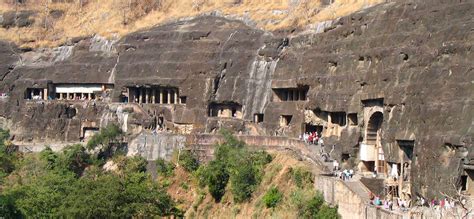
[0,1,472,199]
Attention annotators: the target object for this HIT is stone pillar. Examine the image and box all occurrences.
[39,90,43,100]
[145,88,149,103]
[174,89,178,104]
[43,88,48,100]
[293,89,298,101]
[159,88,163,104]
[138,88,143,104]
[127,88,130,103]
[152,88,156,104]
[30,90,34,99]
[73,93,76,100]
[167,89,171,104]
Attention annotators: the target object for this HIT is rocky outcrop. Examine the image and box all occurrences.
[0,0,472,199]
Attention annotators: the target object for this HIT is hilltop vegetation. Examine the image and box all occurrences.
[0,0,383,47]
[0,127,339,218]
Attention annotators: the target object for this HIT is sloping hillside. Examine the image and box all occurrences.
[167,152,330,218]
[0,0,382,47]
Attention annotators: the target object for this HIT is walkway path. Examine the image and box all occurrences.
[302,142,372,203]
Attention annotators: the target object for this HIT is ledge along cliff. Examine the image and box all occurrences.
[0,0,473,208]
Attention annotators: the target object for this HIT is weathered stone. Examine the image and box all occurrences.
[0,0,472,200]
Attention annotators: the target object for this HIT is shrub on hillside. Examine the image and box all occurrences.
[86,124,122,150]
[196,130,272,203]
[302,192,325,218]
[262,186,283,208]
[0,129,15,179]
[156,158,175,177]
[316,204,340,219]
[230,163,258,203]
[39,145,92,177]
[178,150,199,172]
[290,167,314,188]
[198,160,229,202]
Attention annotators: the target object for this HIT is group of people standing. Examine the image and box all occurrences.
[370,193,409,212]
[300,131,324,146]
[417,196,458,210]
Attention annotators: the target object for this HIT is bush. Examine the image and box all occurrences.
[290,167,314,188]
[60,144,91,176]
[178,150,199,172]
[39,145,91,177]
[195,130,272,203]
[0,129,15,178]
[156,158,175,177]
[302,192,325,218]
[262,186,283,208]
[86,124,122,151]
[316,204,340,219]
[230,163,258,203]
[203,160,229,202]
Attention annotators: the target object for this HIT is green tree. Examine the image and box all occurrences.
[86,124,123,163]
[204,160,229,202]
[86,124,123,150]
[13,171,77,217]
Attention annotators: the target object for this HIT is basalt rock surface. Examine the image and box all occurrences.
[0,0,472,199]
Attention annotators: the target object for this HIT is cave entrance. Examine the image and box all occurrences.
[254,114,264,123]
[25,88,44,100]
[366,112,385,175]
[82,127,99,142]
[460,169,474,196]
[304,124,323,134]
[280,115,292,127]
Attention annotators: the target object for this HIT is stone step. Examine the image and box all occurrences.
[344,181,371,202]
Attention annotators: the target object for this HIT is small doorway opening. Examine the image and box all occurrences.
[461,175,468,191]
[280,115,293,127]
[348,113,358,126]
[180,96,187,104]
[254,114,264,123]
[363,161,375,173]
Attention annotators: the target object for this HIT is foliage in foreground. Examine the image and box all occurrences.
[0,127,180,218]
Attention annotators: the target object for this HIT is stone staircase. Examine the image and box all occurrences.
[303,142,372,203]
[344,180,371,202]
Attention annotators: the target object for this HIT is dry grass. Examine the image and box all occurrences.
[178,151,317,218]
[0,0,383,47]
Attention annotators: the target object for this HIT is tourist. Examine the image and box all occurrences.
[375,196,382,206]
[343,169,351,181]
[318,137,324,147]
[349,169,354,179]
[333,159,339,171]
[383,200,389,209]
